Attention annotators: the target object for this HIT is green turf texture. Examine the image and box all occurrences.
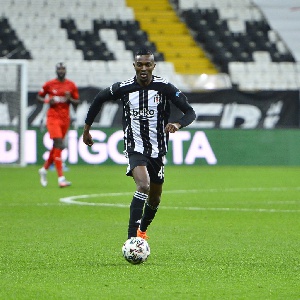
[1,165,299,299]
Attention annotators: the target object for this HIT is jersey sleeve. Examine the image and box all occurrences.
[109,82,123,99]
[71,82,79,100]
[167,83,196,128]
[85,85,117,125]
[38,81,49,97]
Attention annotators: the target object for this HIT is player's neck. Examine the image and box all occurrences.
[57,77,65,82]
[136,77,152,87]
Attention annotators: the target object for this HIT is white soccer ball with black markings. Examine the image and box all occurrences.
[122,237,150,264]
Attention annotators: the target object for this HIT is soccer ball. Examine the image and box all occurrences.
[122,237,150,264]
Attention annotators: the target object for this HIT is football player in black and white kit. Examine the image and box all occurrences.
[83,49,196,240]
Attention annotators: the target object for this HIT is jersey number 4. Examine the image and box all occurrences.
[158,166,164,179]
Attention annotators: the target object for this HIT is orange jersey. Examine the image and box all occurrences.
[38,78,79,120]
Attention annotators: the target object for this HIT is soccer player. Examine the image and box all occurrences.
[83,49,196,239]
[37,62,79,188]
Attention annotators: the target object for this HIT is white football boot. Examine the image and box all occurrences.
[38,168,48,187]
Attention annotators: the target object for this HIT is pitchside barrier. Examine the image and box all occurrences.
[2,85,299,166]
[1,128,300,166]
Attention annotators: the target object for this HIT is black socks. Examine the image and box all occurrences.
[140,202,158,232]
[128,191,147,238]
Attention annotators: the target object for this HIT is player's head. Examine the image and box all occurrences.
[56,62,66,81]
[133,48,156,86]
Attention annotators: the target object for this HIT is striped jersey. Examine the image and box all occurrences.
[85,75,195,158]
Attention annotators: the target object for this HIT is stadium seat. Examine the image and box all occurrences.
[1,0,299,91]
[176,0,299,89]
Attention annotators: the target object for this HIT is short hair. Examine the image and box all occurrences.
[135,48,154,57]
[56,62,66,69]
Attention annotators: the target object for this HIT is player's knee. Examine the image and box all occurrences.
[147,196,160,209]
[53,139,65,149]
[137,182,150,194]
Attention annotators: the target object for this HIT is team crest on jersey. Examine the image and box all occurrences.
[153,93,161,104]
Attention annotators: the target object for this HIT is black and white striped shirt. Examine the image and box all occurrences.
[85,75,196,158]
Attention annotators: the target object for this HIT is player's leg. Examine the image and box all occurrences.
[38,118,59,186]
[139,182,162,233]
[44,148,55,169]
[54,121,71,187]
[127,165,149,238]
[138,157,164,239]
[52,137,64,176]
[126,153,150,238]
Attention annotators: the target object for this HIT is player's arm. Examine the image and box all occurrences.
[83,86,115,147]
[37,94,58,107]
[66,85,80,109]
[37,92,56,107]
[37,94,46,103]
[83,124,94,146]
[37,85,48,104]
[173,94,196,128]
[165,86,196,133]
[65,91,79,106]
[37,84,55,105]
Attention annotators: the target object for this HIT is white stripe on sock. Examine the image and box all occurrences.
[134,191,148,201]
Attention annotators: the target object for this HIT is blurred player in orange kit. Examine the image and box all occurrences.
[37,62,79,188]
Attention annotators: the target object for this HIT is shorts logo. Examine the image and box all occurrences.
[153,93,161,104]
[131,108,155,119]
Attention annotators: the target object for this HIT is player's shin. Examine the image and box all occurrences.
[53,148,63,177]
[128,191,147,238]
[139,202,158,232]
[44,148,55,169]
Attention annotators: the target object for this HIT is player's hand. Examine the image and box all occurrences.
[164,122,181,133]
[49,97,57,107]
[49,96,61,106]
[83,131,94,147]
[65,91,71,102]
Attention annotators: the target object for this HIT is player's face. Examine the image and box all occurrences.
[56,67,66,80]
[134,54,156,86]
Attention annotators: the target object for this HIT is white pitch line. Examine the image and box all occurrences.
[162,187,300,193]
[59,186,300,202]
[59,192,300,213]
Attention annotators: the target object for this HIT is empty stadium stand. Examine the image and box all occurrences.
[0,0,299,91]
[173,0,299,90]
[127,0,218,75]
[0,17,31,59]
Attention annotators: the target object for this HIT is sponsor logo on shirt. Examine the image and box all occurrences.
[131,108,155,119]
[52,96,67,103]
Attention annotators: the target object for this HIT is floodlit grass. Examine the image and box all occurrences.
[1,165,300,299]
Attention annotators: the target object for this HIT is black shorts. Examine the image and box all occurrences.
[126,152,165,184]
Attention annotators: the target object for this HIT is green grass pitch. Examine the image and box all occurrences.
[1,165,300,299]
